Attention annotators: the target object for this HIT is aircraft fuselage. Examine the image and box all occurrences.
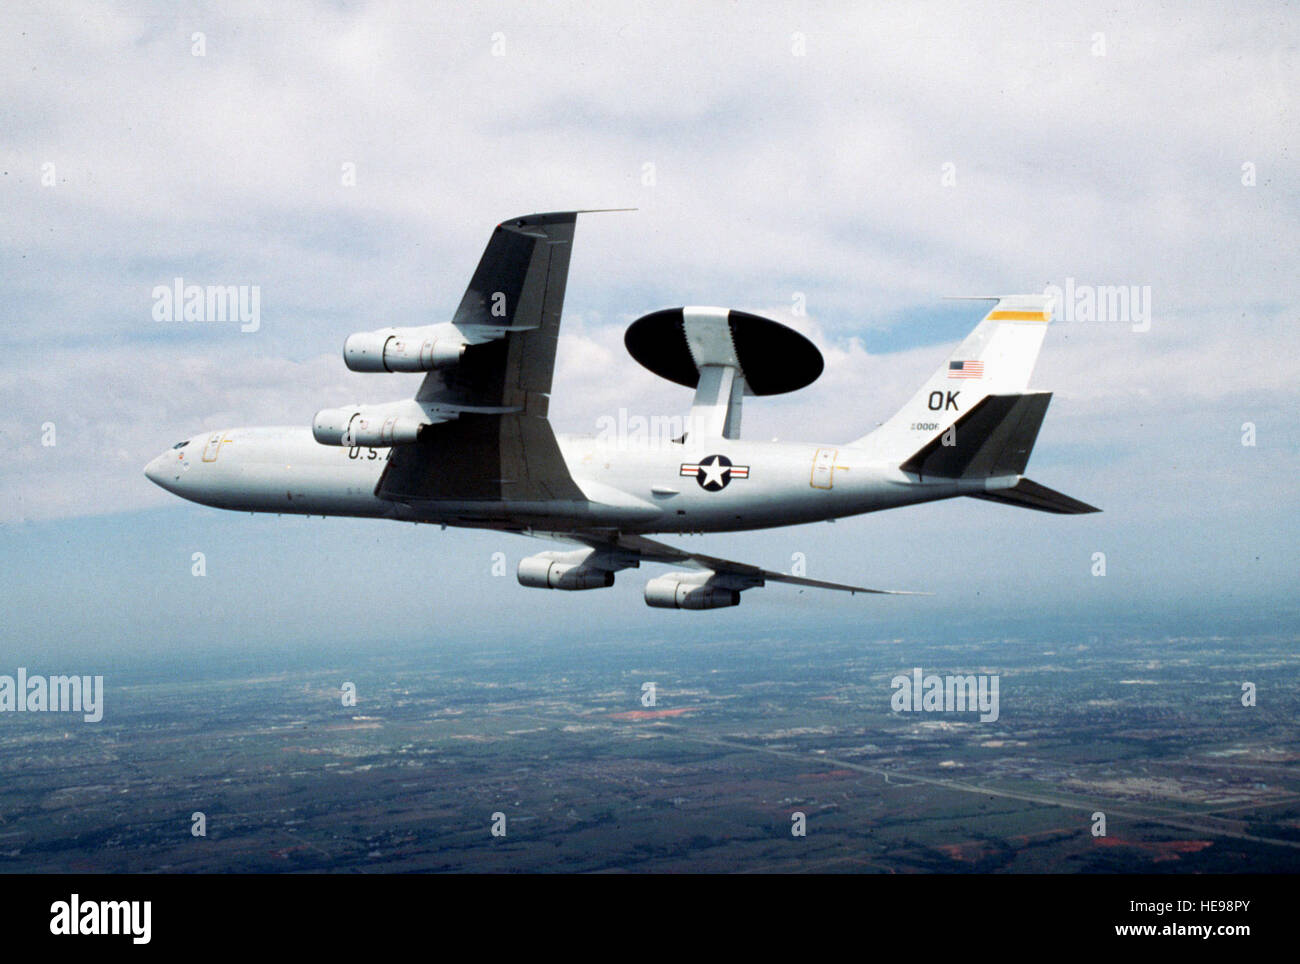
[145,425,986,534]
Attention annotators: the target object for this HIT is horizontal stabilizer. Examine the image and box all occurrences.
[969,478,1100,514]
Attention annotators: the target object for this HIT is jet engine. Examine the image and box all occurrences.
[343,324,468,373]
[312,405,427,446]
[644,571,742,610]
[517,552,616,591]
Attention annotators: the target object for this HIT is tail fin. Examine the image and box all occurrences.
[900,392,1053,480]
[855,295,1054,458]
[898,391,1101,513]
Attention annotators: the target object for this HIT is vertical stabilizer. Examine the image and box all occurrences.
[855,295,1054,459]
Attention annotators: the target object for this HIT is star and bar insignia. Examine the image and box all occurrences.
[680,454,750,491]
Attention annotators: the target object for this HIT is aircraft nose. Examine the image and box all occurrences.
[144,451,171,488]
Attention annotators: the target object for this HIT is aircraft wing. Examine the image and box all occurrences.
[416,211,578,412]
[377,211,595,504]
[558,532,926,596]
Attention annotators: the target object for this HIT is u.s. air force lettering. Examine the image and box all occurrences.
[680,454,750,491]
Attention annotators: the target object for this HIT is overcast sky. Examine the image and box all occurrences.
[1,1,1295,658]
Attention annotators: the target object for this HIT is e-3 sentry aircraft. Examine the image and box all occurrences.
[145,211,1097,610]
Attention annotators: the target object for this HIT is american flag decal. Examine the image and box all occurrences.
[948,360,984,378]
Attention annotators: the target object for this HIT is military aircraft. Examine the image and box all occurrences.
[145,211,1097,610]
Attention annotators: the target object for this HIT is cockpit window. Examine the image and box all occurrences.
[172,440,189,449]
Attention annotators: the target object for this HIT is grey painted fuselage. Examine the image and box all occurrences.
[145,425,983,534]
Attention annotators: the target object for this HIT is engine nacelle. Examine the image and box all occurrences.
[517,554,616,591]
[343,325,467,373]
[312,407,426,446]
[644,572,741,610]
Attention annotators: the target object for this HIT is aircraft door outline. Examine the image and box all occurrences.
[811,447,836,489]
[201,432,225,462]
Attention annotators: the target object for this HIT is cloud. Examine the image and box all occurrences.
[0,0,1294,546]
